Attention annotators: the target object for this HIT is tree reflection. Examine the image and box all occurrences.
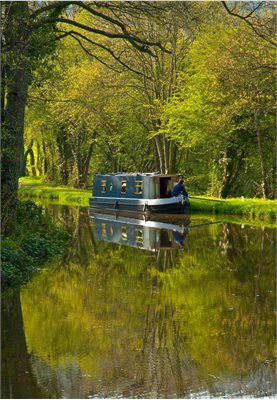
[11,208,276,398]
[1,292,43,399]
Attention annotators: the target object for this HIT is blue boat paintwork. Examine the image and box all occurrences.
[90,173,189,214]
[93,173,154,199]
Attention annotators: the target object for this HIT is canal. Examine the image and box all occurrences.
[2,205,276,398]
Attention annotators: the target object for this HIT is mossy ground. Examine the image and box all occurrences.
[19,177,276,222]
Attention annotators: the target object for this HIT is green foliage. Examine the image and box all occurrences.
[26,33,153,185]
[21,231,67,264]
[161,18,275,197]
[22,3,276,197]
[1,200,71,290]
[1,239,35,289]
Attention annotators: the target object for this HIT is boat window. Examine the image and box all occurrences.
[101,180,106,193]
[109,183,113,191]
[121,226,127,240]
[121,181,127,194]
[134,180,143,194]
[135,229,144,243]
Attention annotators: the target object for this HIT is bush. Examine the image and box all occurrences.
[1,201,71,290]
[1,239,35,289]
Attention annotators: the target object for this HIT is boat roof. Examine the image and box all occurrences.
[95,172,180,177]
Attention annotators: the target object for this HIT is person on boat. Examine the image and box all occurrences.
[172,179,188,197]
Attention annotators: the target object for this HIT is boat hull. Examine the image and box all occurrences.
[89,195,189,214]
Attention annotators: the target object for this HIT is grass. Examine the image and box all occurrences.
[18,177,276,222]
[189,195,276,221]
[19,176,90,206]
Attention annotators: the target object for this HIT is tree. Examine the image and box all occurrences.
[222,1,276,47]
[109,2,203,173]
[1,1,173,232]
[1,2,31,227]
[26,33,155,185]
[160,14,275,198]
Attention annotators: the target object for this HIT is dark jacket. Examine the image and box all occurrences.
[172,182,188,197]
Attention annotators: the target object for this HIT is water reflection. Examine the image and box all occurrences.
[91,211,190,252]
[1,292,43,399]
[1,205,276,399]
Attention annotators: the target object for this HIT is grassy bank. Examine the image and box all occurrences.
[19,177,276,221]
[19,177,90,206]
[189,196,276,221]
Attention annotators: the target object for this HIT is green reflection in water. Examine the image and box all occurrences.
[18,206,276,398]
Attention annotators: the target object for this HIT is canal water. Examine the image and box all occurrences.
[2,205,276,398]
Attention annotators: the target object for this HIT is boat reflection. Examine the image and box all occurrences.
[90,211,191,251]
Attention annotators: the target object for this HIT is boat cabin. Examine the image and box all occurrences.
[93,173,180,199]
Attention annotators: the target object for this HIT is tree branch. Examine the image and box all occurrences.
[30,2,73,19]
[31,2,171,57]
[222,1,276,46]
[34,16,161,55]
[61,29,152,80]
[67,33,124,74]
[244,2,264,19]
[75,1,170,53]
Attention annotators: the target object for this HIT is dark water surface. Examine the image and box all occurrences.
[2,205,276,398]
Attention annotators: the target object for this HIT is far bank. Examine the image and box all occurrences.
[18,177,276,222]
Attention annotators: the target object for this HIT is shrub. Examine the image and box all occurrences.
[1,201,71,290]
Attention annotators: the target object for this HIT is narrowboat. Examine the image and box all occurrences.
[90,211,190,251]
[89,173,189,214]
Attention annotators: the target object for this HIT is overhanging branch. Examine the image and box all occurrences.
[75,1,170,53]
[222,1,276,46]
[60,29,152,80]
[34,16,159,56]
[31,2,171,57]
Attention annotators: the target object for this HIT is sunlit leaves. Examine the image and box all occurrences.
[159,16,275,196]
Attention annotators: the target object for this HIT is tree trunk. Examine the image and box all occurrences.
[23,139,36,176]
[36,141,42,175]
[1,2,30,233]
[154,135,174,174]
[49,142,56,180]
[154,136,164,173]
[57,129,71,184]
[75,135,82,187]
[42,139,48,174]
[171,143,178,173]
[1,36,5,126]
[151,139,160,171]
[80,143,94,187]
[254,108,267,198]
[164,137,174,174]
[163,135,168,174]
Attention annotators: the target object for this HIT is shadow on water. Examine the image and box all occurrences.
[1,205,276,398]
